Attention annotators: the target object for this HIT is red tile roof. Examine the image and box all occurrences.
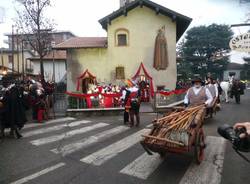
[54,37,107,49]
[30,50,66,61]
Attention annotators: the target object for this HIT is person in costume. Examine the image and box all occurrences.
[121,84,130,124]
[205,77,219,117]
[205,77,218,99]
[184,78,213,107]
[123,79,141,127]
[0,77,27,139]
[231,79,244,104]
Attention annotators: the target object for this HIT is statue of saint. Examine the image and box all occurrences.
[153,26,169,70]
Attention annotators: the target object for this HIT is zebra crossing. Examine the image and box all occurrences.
[9,117,227,184]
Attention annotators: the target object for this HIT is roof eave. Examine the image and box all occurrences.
[54,46,107,50]
[99,0,192,42]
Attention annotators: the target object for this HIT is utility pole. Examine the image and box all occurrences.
[16,29,20,74]
[0,7,5,71]
[21,39,24,79]
[1,48,3,67]
[52,49,55,82]
[11,25,14,73]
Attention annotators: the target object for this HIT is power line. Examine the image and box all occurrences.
[231,23,250,27]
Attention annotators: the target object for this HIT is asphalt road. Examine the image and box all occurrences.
[0,90,250,184]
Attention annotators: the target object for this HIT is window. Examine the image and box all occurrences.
[117,34,127,46]
[115,28,129,46]
[116,66,125,79]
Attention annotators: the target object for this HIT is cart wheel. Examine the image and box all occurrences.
[194,129,205,164]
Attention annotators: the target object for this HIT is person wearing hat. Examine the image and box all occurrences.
[184,78,213,107]
[205,77,218,99]
[205,77,219,117]
[231,79,244,104]
[123,79,141,127]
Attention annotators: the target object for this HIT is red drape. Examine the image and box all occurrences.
[132,62,154,98]
[66,91,122,108]
[66,91,122,98]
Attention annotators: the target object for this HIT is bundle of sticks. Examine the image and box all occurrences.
[143,104,206,147]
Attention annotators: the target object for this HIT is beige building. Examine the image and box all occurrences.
[55,0,191,96]
[0,48,33,74]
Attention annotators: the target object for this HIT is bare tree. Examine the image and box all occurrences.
[15,0,54,78]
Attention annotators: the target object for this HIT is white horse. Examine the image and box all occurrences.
[220,76,234,103]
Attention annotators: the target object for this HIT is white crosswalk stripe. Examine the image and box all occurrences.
[10,162,65,184]
[80,129,149,166]
[51,126,130,156]
[179,136,226,184]
[23,117,76,130]
[19,118,228,183]
[120,136,226,181]
[30,123,108,146]
[120,152,163,180]
[23,120,91,137]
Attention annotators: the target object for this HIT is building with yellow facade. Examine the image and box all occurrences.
[0,48,33,75]
[55,0,192,98]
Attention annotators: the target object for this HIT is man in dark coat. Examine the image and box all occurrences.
[231,79,244,104]
[0,77,27,139]
[121,86,130,124]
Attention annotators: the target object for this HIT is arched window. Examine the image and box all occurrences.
[115,28,129,46]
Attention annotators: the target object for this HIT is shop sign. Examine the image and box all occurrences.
[229,33,250,52]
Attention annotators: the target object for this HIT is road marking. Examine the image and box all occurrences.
[51,126,130,156]
[30,123,108,146]
[10,162,65,184]
[80,129,149,166]
[23,120,91,137]
[120,152,163,180]
[179,136,226,184]
[23,117,76,129]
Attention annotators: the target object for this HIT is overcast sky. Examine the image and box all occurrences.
[0,0,250,49]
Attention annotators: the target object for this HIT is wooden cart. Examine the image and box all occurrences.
[141,105,206,164]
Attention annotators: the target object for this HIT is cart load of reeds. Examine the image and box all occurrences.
[142,105,206,147]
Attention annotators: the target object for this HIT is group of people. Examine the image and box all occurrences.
[184,75,246,106]
[0,75,55,139]
[87,83,122,94]
[121,76,221,127]
[121,79,141,127]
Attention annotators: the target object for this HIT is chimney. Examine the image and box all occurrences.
[120,0,134,7]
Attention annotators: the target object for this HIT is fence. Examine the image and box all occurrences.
[52,89,187,114]
[154,89,187,110]
[52,93,68,116]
